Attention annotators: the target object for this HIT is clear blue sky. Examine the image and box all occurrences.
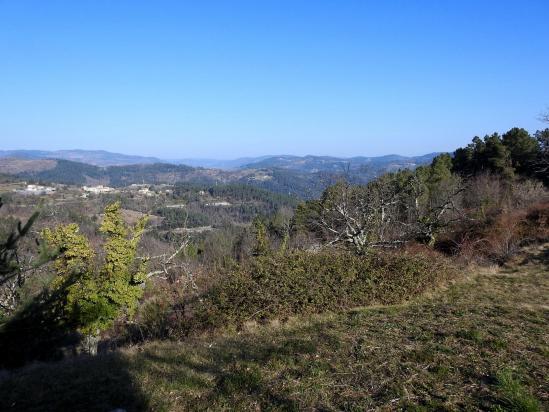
[1,1,548,159]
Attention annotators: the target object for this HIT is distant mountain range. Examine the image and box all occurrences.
[0,149,441,198]
[240,154,440,173]
[167,156,275,169]
[0,150,275,169]
[0,150,162,167]
[0,149,440,172]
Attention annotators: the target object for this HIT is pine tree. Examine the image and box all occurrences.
[483,133,514,179]
[502,127,539,176]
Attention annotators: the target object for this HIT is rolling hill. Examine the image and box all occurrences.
[0,150,163,167]
[241,153,440,173]
[0,150,441,198]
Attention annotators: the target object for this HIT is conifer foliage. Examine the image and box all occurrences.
[43,201,148,338]
[0,198,39,282]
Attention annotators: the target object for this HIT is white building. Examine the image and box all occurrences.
[138,187,155,197]
[19,184,56,195]
[82,185,115,194]
[205,201,231,207]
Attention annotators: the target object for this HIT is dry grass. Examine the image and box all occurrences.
[0,245,547,411]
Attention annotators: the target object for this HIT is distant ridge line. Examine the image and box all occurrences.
[0,149,441,170]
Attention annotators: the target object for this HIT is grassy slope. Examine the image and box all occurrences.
[1,246,547,411]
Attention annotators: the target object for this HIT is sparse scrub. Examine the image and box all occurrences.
[444,202,549,265]
[482,211,527,264]
[524,201,549,241]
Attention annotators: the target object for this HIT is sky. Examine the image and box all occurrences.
[1,1,548,159]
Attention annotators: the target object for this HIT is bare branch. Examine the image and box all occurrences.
[539,108,549,124]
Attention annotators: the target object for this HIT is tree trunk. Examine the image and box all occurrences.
[80,333,99,356]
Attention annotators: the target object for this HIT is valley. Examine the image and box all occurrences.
[0,150,439,199]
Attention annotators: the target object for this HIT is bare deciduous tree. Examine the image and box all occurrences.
[309,171,465,253]
[145,235,193,281]
[539,108,549,124]
[311,177,412,253]
[141,211,198,292]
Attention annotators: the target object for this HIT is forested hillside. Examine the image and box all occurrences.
[241,153,439,173]
[12,160,196,187]
[0,151,441,198]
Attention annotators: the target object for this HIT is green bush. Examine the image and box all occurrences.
[189,249,454,333]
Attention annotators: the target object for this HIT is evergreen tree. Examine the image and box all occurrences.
[42,202,148,351]
[502,127,539,176]
[483,133,514,179]
[427,154,453,185]
[452,146,474,176]
[471,136,487,174]
[451,128,546,183]
[252,217,270,256]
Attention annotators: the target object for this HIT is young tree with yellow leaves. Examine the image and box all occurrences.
[43,201,148,354]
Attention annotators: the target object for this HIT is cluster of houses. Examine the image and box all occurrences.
[11,183,208,203]
[14,183,158,197]
[17,184,56,195]
[82,185,115,194]
[81,184,166,197]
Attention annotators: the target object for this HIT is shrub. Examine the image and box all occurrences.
[187,249,454,333]
[524,201,549,241]
[120,283,188,342]
[440,201,549,264]
[481,211,527,264]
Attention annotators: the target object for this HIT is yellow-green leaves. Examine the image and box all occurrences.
[42,223,94,281]
[100,201,128,237]
[42,202,149,336]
